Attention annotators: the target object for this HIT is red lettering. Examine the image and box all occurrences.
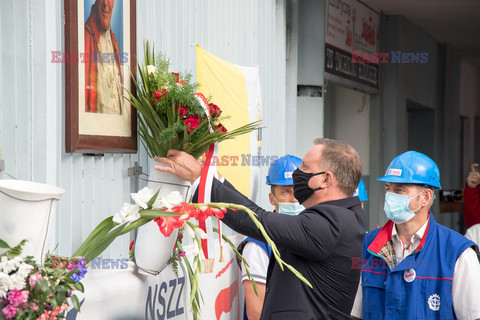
[351,257,362,269]
[351,51,361,63]
[379,52,389,63]
[362,53,370,63]
[50,51,62,63]
[371,52,379,64]
[51,256,61,267]
[230,156,239,166]
[220,155,229,166]
[70,52,79,64]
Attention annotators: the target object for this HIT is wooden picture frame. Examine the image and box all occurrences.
[65,0,137,153]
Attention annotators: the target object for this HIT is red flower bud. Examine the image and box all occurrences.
[172,72,180,83]
[208,103,222,117]
[184,114,200,132]
[214,123,227,133]
[175,104,188,117]
[153,89,167,101]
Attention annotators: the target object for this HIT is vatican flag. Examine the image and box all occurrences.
[196,45,262,201]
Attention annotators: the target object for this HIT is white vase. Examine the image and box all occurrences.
[0,180,64,264]
[134,160,191,274]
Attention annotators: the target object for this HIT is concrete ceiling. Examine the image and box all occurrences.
[360,0,480,68]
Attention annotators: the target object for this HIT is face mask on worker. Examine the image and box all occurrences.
[384,190,424,224]
[277,201,305,215]
[292,168,325,204]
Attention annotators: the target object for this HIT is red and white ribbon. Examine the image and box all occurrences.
[193,93,222,260]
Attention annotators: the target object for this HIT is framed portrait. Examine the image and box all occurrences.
[65,0,137,153]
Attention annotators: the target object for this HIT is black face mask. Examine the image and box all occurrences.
[292,168,326,204]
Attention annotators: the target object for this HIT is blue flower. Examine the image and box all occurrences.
[69,257,88,283]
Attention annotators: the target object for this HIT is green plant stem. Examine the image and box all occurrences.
[197,203,313,288]
[212,226,258,296]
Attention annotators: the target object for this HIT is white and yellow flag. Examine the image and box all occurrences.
[196,45,262,201]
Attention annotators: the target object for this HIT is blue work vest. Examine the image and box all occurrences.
[361,214,476,320]
[242,237,272,320]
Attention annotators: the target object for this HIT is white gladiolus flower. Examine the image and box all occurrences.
[153,191,183,210]
[147,65,157,75]
[131,187,154,209]
[194,227,208,239]
[183,223,195,239]
[113,203,141,224]
[191,240,200,257]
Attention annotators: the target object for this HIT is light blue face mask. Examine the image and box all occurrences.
[384,191,424,224]
[278,202,305,215]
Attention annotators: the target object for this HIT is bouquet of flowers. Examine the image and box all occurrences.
[125,41,261,159]
[0,240,85,320]
[73,187,311,320]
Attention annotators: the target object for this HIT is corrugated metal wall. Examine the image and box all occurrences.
[0,0,287,258]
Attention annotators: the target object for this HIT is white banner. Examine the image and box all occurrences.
[353,1,380,55]
[326,0,354,52]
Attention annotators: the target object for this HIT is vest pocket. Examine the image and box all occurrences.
[362,272,387,314]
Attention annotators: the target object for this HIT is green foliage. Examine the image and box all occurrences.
[0,240,86,320]
[125,40,262,159]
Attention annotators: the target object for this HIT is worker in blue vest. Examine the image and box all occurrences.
[238,154,302,320]
[351,151,480,320]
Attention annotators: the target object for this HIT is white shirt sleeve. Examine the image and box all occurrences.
[350,277,363,319]
[241,241,270,284]
[452,247,480,320]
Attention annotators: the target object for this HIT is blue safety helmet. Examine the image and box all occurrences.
[266,154,302,185]
[377,151,441,189]
[354,179,369,201]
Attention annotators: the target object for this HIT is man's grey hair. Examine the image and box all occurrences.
[313,138,362,196]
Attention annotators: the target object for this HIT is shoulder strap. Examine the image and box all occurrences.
[243,237,272,257]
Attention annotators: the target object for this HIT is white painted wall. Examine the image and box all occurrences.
[0,0,288,258]
[296,96,324,158]
[330,85,370,175]
[295,0,326,157]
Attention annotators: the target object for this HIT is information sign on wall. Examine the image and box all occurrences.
[325,0,380,88]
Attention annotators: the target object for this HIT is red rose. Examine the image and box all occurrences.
[172,72,179,83]
[175,104,188,117]
[184,114,200,132]
[153,89,167,101]
[214,123,227,133]
[208,103,222,117]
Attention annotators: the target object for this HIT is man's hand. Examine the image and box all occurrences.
[154,150,202,184]
[467,163,480,188]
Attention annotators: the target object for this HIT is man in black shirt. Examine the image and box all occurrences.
[155,138,366,319]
